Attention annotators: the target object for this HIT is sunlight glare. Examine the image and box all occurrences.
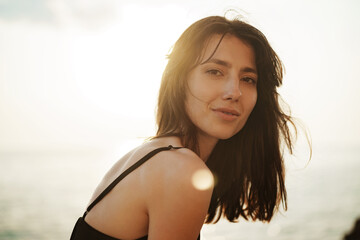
[72,3,189,118]
[191,169,214,191]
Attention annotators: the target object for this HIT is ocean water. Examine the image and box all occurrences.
[0,145,359,240]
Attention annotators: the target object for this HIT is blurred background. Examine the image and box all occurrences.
[0,0,359,239]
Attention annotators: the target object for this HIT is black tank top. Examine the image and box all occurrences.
[70,145,201,240]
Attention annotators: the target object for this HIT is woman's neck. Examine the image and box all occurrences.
[197,133,218,162]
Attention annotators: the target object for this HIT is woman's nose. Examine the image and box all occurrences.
[222,75,242,101]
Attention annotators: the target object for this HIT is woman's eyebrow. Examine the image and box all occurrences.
[242,67,258,75]
[202,58,257,74]
[201,58,231,67]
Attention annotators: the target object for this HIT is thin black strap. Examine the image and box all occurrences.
[85,145,183,216]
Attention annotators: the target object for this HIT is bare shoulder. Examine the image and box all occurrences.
[141,147,213,192]
[140,148,214,239]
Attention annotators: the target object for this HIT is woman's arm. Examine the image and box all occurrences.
[143,150,214,240]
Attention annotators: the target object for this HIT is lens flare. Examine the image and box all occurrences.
[191,169,213,190]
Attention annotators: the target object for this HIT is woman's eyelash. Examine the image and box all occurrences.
[205,69,257,84]
[206,69,223,76]
[242,77,257,84]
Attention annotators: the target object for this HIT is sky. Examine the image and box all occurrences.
[0,0,359,153]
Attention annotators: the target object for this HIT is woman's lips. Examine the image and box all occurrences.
[212,107,240,121]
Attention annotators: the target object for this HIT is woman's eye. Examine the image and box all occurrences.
[242,77,257,85]
[206,69,223,76]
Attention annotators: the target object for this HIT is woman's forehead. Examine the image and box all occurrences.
[199,34,255,67]
[198,34,225,62]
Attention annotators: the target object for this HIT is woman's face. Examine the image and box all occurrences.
[185,34,258,143]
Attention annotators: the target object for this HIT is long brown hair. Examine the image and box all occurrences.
[156,15,296,223]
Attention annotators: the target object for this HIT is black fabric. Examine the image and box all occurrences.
[70,145,200,240]
[70,216,143,240]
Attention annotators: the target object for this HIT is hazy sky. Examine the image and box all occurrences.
[0,0,359,152]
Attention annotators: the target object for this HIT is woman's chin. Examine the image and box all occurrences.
[215,131,239,140]
[218,128,244,140]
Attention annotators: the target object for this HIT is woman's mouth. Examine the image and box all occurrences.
[212,107,240,121]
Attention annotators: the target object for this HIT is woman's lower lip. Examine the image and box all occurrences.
[213,110,238,121]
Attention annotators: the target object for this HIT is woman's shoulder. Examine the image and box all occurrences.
[137,139,213,238]
[139,141,210,181]
[139,137,206,166]
[139,140,214,198]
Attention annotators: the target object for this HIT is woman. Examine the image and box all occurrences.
[70,15,295,240]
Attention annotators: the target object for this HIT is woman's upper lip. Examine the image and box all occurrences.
[212,107,240,116]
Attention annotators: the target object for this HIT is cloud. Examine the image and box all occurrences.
[0,0,119,29]
[0,0,54,23]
